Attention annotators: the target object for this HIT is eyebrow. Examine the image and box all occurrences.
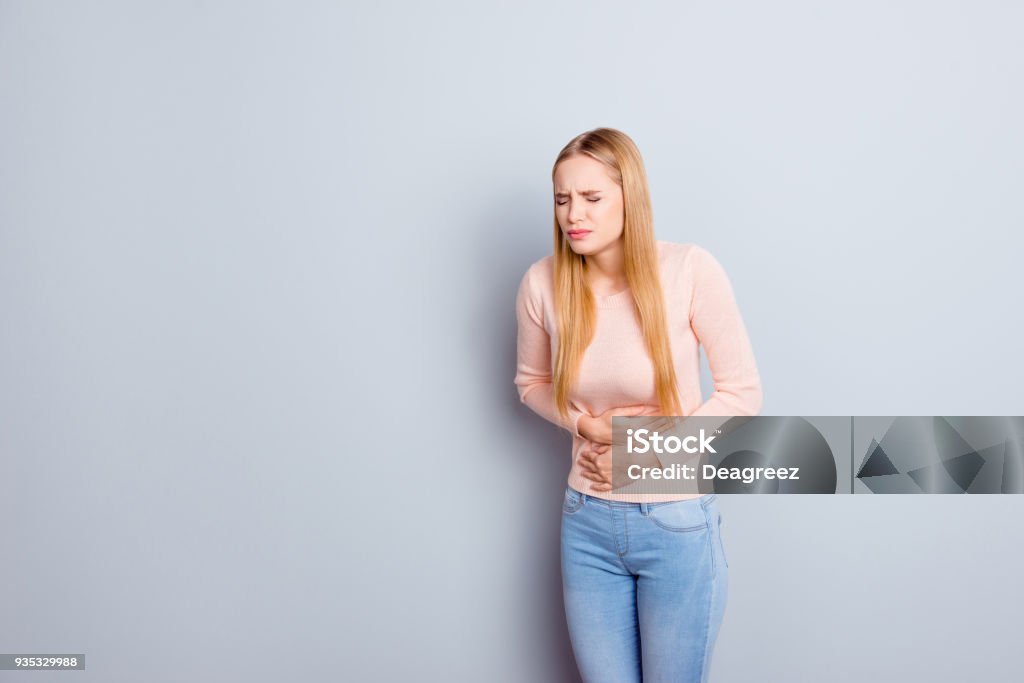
[554,189,603,198]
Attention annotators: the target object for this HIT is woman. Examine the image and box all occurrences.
[513,128,762,682]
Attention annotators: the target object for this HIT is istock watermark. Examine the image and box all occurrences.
[626,427,718,454]
[602,416,1024,495]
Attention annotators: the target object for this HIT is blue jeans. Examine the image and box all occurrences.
[560,487,729,683]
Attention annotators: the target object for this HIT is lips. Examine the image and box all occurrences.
[567,230,592,239]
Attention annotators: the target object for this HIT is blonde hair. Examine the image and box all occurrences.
[551,127,682,421]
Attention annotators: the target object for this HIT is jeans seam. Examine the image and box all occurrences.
[563,487,584,515]
[719,514,728,569]
[612,508,626,558]
[698,551,716,683]
[649,518,707,533]
[704,503,716,576]
[618,510,637,575]
[648,496,712,533]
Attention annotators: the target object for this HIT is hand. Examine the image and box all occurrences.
[578,404,663,445]
[577,442,613,492]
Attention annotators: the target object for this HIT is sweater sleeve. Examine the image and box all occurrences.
[514,266,587,438]
[686,246,764,417]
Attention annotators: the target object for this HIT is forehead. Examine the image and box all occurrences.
[553,155,615,192]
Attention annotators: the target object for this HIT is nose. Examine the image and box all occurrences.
[568,200,587,224]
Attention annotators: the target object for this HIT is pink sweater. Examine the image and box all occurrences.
[514,240,763,502]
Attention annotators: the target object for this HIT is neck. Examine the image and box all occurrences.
[584,240,626,286]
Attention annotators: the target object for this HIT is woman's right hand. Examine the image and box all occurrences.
[579,404,662,445]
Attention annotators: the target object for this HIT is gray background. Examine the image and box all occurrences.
[2,1,1022,681]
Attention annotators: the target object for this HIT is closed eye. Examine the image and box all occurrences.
[556,198,601,205]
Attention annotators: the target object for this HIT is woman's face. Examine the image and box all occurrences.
[553,155,625,256]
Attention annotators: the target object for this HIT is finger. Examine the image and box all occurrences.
[616,416,655,434]
[633,416,680,435]
[606,403,647,419]
[601,404,649,419]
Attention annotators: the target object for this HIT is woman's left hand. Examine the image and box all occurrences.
[577,443,613,492]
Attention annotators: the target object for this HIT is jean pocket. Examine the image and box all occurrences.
[647,499,708,532]
[563,487,584,515]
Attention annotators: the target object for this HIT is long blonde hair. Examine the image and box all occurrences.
[552,127,682,421]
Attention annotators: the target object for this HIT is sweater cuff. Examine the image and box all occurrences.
[569,408,586,440]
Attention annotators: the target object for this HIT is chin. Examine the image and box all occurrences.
[563,236,595,252]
